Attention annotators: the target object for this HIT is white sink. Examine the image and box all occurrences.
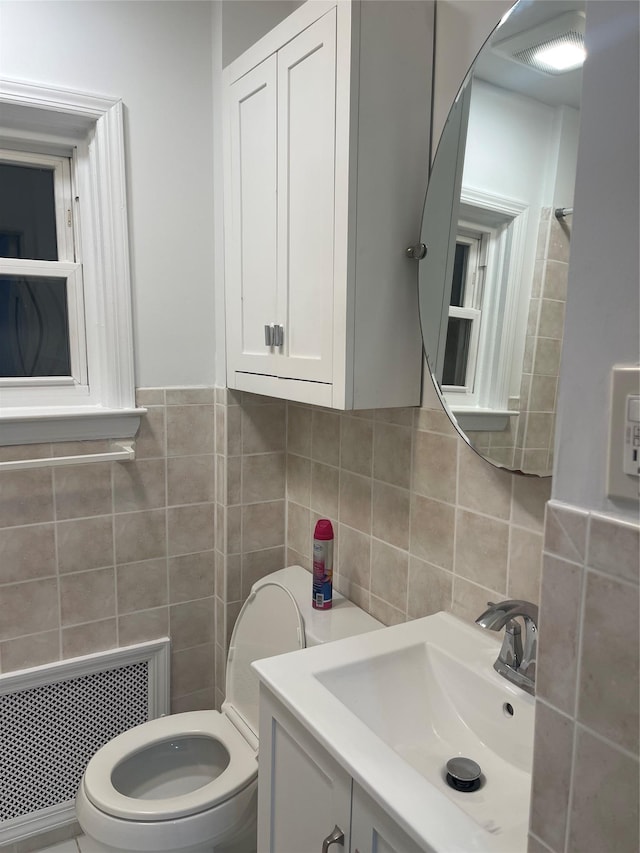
[315,618,534,844]
[253,611,535,853]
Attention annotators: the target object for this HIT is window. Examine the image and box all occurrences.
[442,189,529,429]
[0,79,143,446]
[442,228,486,393]
[0,150,85,384]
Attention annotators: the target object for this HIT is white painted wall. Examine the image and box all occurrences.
[553,0,640,518]
[464,80,557,207]
[0,0,216,387]
[432,0,512,148]
[221,0,303,67]
[462,79,579,397]
[213,1,227,388]
[550,106,581,209]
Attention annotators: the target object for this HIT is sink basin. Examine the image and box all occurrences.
[315,623,534,843]
[253,611,535,852]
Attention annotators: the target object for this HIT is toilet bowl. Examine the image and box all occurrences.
[76,711,258,853]
[76,566,382,853]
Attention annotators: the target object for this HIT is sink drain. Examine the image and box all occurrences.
[445,757,482,792]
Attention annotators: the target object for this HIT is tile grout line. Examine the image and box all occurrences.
[451,439,461,612]
[111,453,120,648]
[52,463,63,662]
[162,394,170,661]
[562,513,590,853]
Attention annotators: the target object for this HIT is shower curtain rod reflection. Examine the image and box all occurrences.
[554,207,574,219]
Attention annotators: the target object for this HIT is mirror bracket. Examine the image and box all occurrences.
[405,243,427,260]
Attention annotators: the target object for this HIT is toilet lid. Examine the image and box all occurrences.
[225,582,304,737]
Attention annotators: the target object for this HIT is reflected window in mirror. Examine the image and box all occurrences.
[442,200,526,421]
[443,231,484,393]
[418,0,585,475]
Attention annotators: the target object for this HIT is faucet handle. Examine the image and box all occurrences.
[476,599,539,628]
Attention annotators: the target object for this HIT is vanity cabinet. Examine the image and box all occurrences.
[257,687,426,853]
[223,0,433,409]
[351,785,425,853]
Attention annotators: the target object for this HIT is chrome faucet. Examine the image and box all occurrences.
[475,600,538,696]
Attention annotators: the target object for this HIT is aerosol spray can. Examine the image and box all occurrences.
[312,519,334,610]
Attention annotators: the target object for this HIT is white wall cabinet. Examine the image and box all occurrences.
[223,0,433,409]
[257,687,427,853]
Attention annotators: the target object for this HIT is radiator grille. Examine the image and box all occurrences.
[1,662,149,823]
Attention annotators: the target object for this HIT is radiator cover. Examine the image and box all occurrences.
[0,639,169,844]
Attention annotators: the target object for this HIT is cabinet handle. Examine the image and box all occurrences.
[321,825,345,853]
[264,324,284,347]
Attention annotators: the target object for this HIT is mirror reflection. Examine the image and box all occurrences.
[419,0,585,476]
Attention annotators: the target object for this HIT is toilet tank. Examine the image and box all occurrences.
[252,565,383,647]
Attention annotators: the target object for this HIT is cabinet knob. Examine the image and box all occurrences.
[264,324,274,346]
[321,825,345,853]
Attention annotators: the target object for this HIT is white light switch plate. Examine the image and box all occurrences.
[607,365,640,501]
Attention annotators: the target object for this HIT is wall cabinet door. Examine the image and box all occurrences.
[275,9,336,384]
[225,55,278,377]
[225,9,336,387]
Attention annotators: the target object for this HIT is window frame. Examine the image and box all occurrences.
[0,260,87,391]
[0,78,144,446]
[442,229,486,399]
[0,148,88,390]
[0,147,76,262]
[444,188,529,429]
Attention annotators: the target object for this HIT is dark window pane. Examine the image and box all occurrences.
[443,317,472,387]
[0,275,71,377]
[450,243,468,307]
[0,163,58,261]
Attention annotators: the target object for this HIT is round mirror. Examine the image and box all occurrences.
[419,0,585,476]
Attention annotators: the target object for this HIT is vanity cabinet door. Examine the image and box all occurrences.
[257,687,352,853]
[225,55,278,378]
[350,783,428,853]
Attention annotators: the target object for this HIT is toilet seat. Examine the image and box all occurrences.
[83,710,257,821]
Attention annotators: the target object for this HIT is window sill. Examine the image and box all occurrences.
[449,407,517,432]
[0,406,146,446]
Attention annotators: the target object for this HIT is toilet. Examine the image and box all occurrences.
[75,566,382,853]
